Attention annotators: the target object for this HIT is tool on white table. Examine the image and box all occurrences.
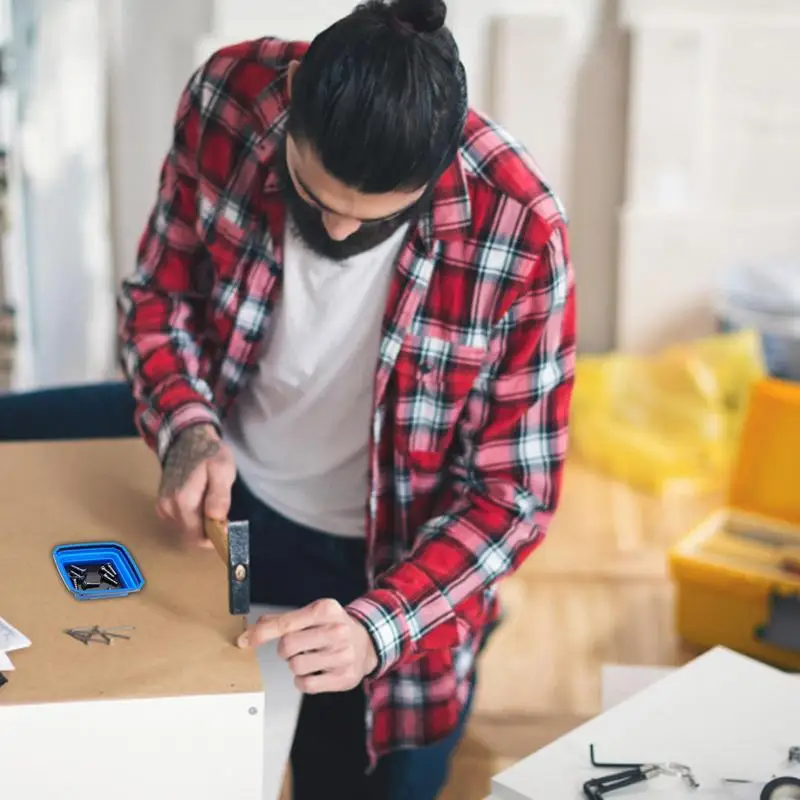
[760,777,800,799]
[724,748,800,800]
[582,744,699,798]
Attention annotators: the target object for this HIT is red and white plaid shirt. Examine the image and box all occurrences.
[118,37,576,764]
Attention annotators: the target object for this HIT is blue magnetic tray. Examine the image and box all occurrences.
[53,541,145,601]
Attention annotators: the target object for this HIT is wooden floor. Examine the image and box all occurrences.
[281,460,719,798]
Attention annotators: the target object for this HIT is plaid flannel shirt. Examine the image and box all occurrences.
[118,37,576,764]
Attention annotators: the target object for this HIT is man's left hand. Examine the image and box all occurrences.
[237,598,379,693]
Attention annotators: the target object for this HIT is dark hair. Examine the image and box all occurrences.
[288,0,467,194]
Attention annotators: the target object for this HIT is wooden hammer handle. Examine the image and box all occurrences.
[203,517,229,564]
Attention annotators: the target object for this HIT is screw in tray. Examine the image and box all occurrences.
[67,562,121,592]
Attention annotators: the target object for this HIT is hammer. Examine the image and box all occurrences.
[203,517,251,616]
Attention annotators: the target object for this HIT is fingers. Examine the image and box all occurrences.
[235,601,365,694]
[175,489,205,544]
[240,599,344,648]
[157,438,237,547]
[278,623,350,660]
[157,427,235,545]
[289,645,353,678]
[203,449,236,520]
[157,463,207,543]
[295,666,356,694]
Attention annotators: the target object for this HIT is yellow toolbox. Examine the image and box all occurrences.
[669,377,800,671]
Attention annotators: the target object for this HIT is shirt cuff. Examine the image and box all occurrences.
[346,589,410,678]
[155,402,221,462]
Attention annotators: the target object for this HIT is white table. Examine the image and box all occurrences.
[491,647,800,799]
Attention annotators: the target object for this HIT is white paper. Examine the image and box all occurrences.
[0,616,31,653]
[0,650,14,671]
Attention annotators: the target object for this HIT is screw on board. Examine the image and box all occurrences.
[64,626,135,645]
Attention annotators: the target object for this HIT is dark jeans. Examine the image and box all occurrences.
[0,382,474,799]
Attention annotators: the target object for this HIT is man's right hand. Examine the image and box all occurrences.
[156,424,236,547]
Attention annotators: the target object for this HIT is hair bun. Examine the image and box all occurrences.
[390,0,447,34]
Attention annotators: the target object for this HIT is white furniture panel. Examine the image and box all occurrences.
[625,26,711,213]
[491,647,800,799]
[600,663,675,711]
[250,604,303,800]
[0,692,265,800]
[490,14,571,203]
[617,0,800,353]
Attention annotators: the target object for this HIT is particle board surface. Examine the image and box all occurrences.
[0,438,262,705]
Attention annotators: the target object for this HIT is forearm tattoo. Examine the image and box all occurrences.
[159,426,221,496]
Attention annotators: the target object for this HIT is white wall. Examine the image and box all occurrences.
[451,0,626,354]
[199,0,627,353]
[105,0,625,353]
[15,0,115,387]
[617,0,800,352]
[20,0,800,385]
[105,0,213,285]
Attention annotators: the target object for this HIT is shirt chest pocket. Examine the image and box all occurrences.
[393,337,485,466]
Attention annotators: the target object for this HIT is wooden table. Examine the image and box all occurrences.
[0,439,265,799]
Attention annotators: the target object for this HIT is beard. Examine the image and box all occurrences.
[273,135,429,262]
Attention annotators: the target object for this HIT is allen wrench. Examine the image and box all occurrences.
[583,744,699,798]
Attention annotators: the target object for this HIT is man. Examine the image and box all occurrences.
[0,0,575,796]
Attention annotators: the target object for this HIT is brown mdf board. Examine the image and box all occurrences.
[0,438,261,706]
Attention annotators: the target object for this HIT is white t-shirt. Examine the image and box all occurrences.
[224,219,409,537]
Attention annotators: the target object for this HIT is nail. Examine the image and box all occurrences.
[237,633,249,648]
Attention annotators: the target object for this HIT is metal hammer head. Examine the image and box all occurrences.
[203,518,251,616]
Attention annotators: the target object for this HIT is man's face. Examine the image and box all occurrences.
[275,133,430,262]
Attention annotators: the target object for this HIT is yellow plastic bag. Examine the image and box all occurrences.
[569,330,766,495]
